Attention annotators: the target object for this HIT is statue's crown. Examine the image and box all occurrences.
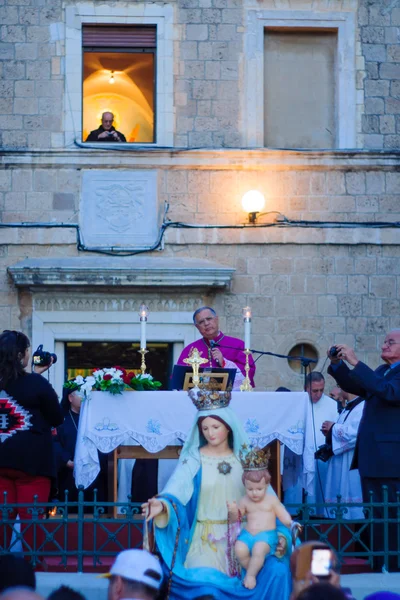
[239,444,270,471]
[188,379,231,411]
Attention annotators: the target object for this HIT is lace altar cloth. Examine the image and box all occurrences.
[74,390,314,491]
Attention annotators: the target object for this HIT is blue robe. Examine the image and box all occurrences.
[153,471,292,600]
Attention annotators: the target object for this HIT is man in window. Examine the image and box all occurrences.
[86,112,127,142]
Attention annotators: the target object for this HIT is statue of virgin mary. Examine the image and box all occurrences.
[143,390,293,599]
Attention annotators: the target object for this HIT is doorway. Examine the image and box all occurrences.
[65,341,173,389]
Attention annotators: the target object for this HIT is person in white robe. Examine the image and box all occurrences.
[304,372,338,515]
[321,392,364,520]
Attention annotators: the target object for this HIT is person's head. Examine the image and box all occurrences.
[364,593,400,600]
[197,415,232,449]
[0,590,43,600]
[0,556,36,593]
[101,111,114,131]
[192,307,219,340]
[47,587,85,600]
[296,583,347,600]
[329,386,342,402]
[0,330,30,387]
[103,550,163,600]
[381,329,400,365]
[341,390,358,406]
[305,372,325,404]
[61,385,82,415]
[242,468,270,502]
[275,386,291,392]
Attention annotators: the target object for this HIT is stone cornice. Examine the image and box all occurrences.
[1,148,400,170]
[8,257,235,289]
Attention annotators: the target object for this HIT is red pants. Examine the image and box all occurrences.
[0,468,51,552]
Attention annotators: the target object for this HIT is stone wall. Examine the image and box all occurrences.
[360,0,400,148]
[0,153,399,390]
[1,0,397,149]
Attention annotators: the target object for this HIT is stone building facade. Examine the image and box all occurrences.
[0,0,399,394]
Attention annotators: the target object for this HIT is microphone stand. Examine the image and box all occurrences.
[213,343,317,389]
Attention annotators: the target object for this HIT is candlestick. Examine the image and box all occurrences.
[139,303,149,350]
[139,348,149,375]
[240,349,253,392]
[242,306,252,350]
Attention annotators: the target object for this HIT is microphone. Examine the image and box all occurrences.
[209,340,220,365]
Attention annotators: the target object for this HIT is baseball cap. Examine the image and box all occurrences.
[99,550,163,590]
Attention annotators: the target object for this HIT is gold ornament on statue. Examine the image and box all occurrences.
[239,444,271,471]
[189,378,232,411]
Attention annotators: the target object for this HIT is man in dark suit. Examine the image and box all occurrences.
[328,329,400,571]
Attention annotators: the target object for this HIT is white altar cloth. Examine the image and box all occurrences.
[74,390,314,493]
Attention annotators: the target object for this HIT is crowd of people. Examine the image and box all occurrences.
[1,549,399,600]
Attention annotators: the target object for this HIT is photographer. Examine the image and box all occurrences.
[0,330,63,550]
[320,391,364,520]
[328,331,400,571]
[85,112,127,142]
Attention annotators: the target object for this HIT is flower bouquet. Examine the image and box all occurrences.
[122,370,162,391]
[92,367,126,395]
[63,366,162,398]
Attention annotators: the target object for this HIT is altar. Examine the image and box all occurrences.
[74,390,316,502]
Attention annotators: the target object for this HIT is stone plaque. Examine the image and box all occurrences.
[81,170,159,249]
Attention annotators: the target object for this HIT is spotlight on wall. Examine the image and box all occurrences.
[109,71,115,84]
[241,190,265,224]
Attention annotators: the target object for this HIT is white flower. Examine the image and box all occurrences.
[138,373,152,380]
[75,375,85,385]
[82,376,95,395]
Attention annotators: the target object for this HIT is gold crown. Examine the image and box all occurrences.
[239,444,271,471]
[188,379,232,411]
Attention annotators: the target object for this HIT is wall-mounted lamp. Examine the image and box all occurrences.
[109,71,115,84]
[241,190,265,224]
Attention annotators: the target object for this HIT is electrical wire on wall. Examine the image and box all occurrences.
[0,208,399,257]
[0,217,399,256]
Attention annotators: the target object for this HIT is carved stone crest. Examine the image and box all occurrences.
[81,170,158,248]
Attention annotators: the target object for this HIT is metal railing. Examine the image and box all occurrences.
[1,489,399,572]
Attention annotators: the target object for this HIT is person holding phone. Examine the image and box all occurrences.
[85,112,127,142]
[290,542,355,600]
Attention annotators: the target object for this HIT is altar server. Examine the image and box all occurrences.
[304,372,338,513]
[177,306,256,390]
[321,391,364,519]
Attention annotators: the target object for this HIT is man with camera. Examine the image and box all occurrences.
[85,112,127,143]
[328,330,400,570]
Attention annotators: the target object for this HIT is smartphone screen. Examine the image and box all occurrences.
[311,549,332,578]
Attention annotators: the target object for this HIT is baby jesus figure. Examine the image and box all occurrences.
[227,446,294,590]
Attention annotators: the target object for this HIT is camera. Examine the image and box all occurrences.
[107,131,114,137]
[314,443,334,463]
[32,344,58,367]
[329,346,339,358]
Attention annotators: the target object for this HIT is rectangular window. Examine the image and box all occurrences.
[82,25,156,144]
[264,29,337,149]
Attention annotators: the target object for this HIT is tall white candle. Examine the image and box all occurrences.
[140,318,146,349]
[139,304,149,349]
[244,320,251,349]
[242,306,252,350]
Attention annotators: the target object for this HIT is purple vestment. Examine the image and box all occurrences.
[177,331,256,387]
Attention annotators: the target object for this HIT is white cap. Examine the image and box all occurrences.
[100,549,163,590]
